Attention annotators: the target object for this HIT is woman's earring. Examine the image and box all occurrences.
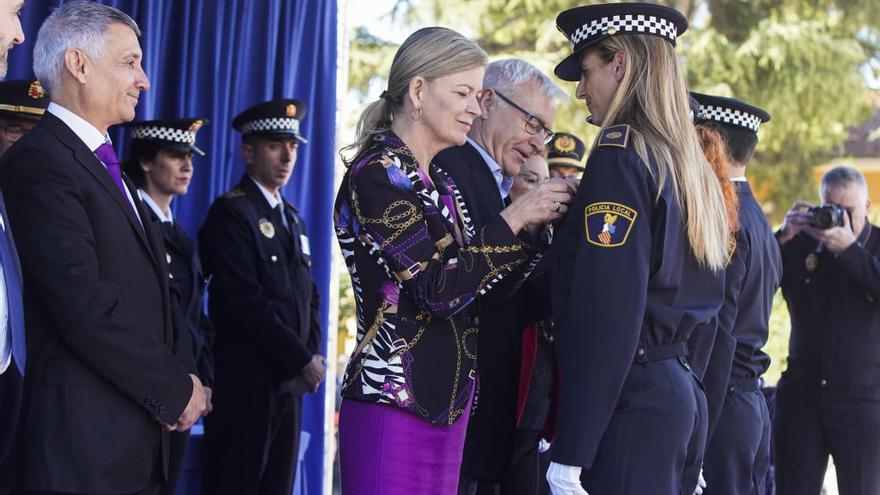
[411,106,422,122]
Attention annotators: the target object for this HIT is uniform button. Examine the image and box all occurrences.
[271,255,278,262]
[169,273,174,279]
[728,386,735,392]
[821,379,828,386]
[805,278,811,284]
[636,348,645,356]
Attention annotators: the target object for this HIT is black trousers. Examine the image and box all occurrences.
[581,357,707,495]
[15,486,159,495]
[703,383,770,495]
[159,430,191,495]
[202,384,302,495]
[459,428,544,495]
[774,383,880,495]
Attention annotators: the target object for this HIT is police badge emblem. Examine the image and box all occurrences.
[585,202,637,247]
[28,80,45,99]
[259,218,275,239]
[805,252,818,272]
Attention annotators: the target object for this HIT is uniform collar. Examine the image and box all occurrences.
[248,175,283,209]
[137,189,173,224]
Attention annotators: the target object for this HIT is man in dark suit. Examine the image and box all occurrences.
[199,99,324,495]
[774,165,880,495]
[0,3,206,494]
[436,59,566,495]
[0,0,26,475]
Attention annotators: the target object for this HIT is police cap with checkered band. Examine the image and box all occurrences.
[232,98,308,144]
[0,79,49,122]
[554,3,689,82]
[122,117,209,156]
[690,92,770,133]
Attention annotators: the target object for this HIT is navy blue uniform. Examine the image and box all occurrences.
[551,125,723,494]
[774,223,880,495]
[199,175,321,495]
[696,181,781,495]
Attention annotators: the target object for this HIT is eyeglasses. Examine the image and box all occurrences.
[494,90,555,144]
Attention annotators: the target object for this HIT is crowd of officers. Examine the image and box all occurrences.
[0,1,876,495]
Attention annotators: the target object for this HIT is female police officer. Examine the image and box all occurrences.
[546,4,731,494]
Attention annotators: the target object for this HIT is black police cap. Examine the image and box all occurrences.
[555,3,688,82]
[546,132,586,170]
[122,117,209,156]
[0,79,49,122]
[691,92,770,133]
[231,98,308,144]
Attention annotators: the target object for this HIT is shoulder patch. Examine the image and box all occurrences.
[597,125,631,149]
[584,202,637,247]
[221,188,245,199]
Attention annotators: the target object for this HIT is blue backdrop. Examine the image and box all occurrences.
[9,1,338,493]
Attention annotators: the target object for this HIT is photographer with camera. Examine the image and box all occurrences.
[774,165,880,495]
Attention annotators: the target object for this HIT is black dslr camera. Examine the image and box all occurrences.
[809,203,846,230]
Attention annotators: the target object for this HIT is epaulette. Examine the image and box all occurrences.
[597,124,631,149]
[221,188,245,199]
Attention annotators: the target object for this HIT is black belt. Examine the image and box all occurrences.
[634,341,688,364]
[727,375,761,392]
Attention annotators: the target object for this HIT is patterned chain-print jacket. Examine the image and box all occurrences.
[334,131,538,425]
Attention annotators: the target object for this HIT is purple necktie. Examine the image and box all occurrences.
[94,141,129,201]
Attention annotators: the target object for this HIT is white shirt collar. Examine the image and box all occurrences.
[466,138,512,201]
[729,177,748,182]
[47,102,108,151]
[249,176,282,209]
[137,189,173,224]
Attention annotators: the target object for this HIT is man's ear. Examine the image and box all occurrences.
[478,88,495,120]
[240,142,254,166]
[63,48,89,84]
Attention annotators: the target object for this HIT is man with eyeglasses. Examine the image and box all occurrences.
[434,58,568,495]
[0,79,48,156]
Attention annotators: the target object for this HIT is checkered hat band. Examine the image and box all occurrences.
[132,126,196,145]
[697,105,762,132]
[240,117,300,135]
[570,14,678,47]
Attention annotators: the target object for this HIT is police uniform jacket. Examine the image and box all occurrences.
[551,125,724,469]
[690,181,781,439]
[198,174,321,388]
[334,131,533,425]
[779,222,880,394]
[148,208,215,387]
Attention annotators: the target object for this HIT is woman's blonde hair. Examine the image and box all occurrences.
[587,35,731,270]
[342,27,487,166]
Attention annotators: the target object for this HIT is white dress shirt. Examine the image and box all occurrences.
[138,189,174,224]
[0,218,10,375]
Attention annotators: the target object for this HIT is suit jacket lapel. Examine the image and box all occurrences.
[42,114,153,256]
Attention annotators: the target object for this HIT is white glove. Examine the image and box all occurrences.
[546,462,589,495]
[538,438,552,453]
[694,468,707,495]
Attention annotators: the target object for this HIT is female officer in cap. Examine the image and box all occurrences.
[334,26,573,493]
[121,118,214,495]
[547,3,731,494]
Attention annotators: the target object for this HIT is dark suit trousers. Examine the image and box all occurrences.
[202,386,301,495]
[703,387,770,495]
[159,431,191,495]
[0,365,22,466]
[774,385,880,495]
[460,428,544,495]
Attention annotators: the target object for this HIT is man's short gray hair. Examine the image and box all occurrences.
[820,165,868,202]
[483,58,567,102]
[33,1,140,94]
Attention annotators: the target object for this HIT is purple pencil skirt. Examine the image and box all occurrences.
[338,393,473,495]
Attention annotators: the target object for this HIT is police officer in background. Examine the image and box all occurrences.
[120,117,215,495]
[199,99,325,495]
[774,166,880,495]
[545,132,585,180]
[0,79,49,155]
[689,93,780,495]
